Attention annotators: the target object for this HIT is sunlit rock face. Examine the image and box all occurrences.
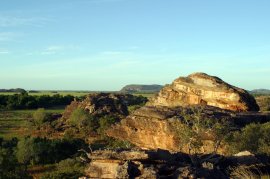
[147,72,259,112]
[107,73,263,153]
[107,105,230,153]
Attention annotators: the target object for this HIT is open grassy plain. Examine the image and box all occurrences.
[0,109,64,139]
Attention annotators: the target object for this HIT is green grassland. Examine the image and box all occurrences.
[0,109,64,139]
[133,92,156,98]
[0,91,154,140]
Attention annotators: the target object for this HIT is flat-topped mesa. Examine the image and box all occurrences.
[147,72,259,112]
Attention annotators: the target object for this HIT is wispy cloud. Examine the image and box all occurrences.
[0,16,52,27]
[0,47,10,54]
[41,45,80,55]
[0,32,17,41]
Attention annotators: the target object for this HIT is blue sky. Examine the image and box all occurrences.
[0,0,269,90]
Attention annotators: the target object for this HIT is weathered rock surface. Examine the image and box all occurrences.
[147,72,259,112]
[107,106,270,152]
[62,93,129,121]
[85,149,190,179]
[84,149,270,179]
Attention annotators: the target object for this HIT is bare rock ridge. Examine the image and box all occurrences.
[147,72,259,112]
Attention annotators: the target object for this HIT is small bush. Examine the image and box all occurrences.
[68,108,96,129]
[41,158,84,179]
[32,108,50,128]
[226,122,270,155]
[97,115,119,137]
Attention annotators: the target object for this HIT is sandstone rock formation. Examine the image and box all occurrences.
[107,105,270,153]
[147,72,259,112]
[61,93,129,121]
[84,149,270,178]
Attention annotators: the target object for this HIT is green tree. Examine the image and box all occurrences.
[68,108,97,136]
[32,108,50,128]
[0,138,32,179]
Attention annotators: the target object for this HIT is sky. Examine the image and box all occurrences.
[0,0,269,91]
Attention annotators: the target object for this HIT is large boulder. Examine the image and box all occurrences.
[147,72,259,112]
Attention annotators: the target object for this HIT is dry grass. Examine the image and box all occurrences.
[230,165,270,179]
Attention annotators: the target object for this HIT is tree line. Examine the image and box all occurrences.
[0,92,75,110]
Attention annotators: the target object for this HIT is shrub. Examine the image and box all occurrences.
[32,108,50,128]
[170,107,232,154]
[226,122,270,155]
[16,137,87,165]
[41,158,84,179]
[97,115,119,137]
[0,138,31,179]
[68,108,96,129]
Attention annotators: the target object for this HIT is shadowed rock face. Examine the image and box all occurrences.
[62,93,129,121]
[147,73,259,112]
[84,149,270,179]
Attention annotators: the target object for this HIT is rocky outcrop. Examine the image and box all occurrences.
[84,149,270,179]
[107,106,221,152]
[61,93,129,121]
[107,106,270,153]
[147,73,259,112]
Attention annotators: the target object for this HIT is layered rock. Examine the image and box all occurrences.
[147,72,259,112]
[107,106,270,153]
[84,149,270,179]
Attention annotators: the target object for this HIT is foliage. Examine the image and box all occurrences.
[105,137,134,149]
[256,96,270,111]
[16,137,87,165]
[0,92,74,110]
[225,122,270,155]
[41,158,84,179]
[32,108,50,128]
[97,115,119,137]
[68,109,98,137]
[0,137,32,179]
[170,107,232,154]
[124,94,148,106]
